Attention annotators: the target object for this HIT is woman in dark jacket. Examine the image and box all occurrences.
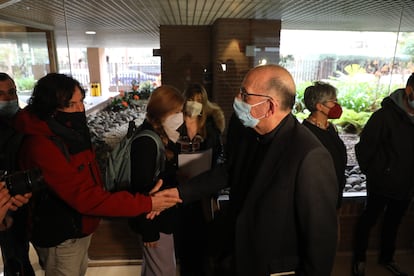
[129,85,185,276]
[302,81,347,209]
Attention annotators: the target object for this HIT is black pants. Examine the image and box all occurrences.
[0,207,35,276]
[175,201,210,276]
[353,193,411,263]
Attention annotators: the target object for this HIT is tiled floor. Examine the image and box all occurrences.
[332,250,414,276]
[0,243,144,275]
[0,244,412,276]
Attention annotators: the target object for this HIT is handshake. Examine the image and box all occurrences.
[146,179,181,220]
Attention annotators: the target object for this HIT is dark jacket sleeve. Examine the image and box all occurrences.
[178,164,228,204]
[355,110,384,174]
[204,116,224,165]
[130,136,159,242]
[296,147,338,275]
[130,136,158,193]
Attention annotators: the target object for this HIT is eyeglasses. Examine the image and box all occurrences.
[239,87,273,102]
[323,99,338,104]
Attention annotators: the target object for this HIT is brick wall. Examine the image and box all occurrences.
[160,25,212,94]
[212,19,281,136]
[160,19,281,137]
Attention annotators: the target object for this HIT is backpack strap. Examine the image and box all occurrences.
[133,129,166,183]
[126,121,138,138]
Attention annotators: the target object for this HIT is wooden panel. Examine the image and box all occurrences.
[160,25,212,93]
[88,218,143,261]
[88,200,414,261]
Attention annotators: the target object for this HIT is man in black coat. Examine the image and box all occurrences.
[0,72,34,276]
[352,74,414,276]
[157,64,338,276]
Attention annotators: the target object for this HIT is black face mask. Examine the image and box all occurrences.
[54,111,88,132]
[52,111,91,153]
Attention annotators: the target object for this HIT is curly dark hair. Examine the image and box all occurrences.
[27,73,85,120]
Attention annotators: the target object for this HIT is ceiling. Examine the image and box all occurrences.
[1,0,414,48]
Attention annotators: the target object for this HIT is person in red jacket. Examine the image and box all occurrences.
[13,73,181,276]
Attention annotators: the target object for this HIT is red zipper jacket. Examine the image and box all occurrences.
[13,108,152,238]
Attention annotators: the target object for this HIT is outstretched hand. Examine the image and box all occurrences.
[0,183,12,222]
[154,187,179,199]
[146,180,182,220]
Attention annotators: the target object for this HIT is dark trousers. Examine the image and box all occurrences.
[353,193,411,263]
[175,201,210,276]
[0,208,35,276]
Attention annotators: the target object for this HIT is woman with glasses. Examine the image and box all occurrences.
[302,81,347,209]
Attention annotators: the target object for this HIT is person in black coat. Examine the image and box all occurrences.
[302,81,347,209]
[129,85,185,276]
[156,64,339,276]
[0,72,34,276]
[352,74,414,276]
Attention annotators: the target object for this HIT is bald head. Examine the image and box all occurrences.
[242,64,296,111]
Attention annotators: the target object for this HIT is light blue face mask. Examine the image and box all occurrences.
[0,99,19,118]
[233,97,267,128]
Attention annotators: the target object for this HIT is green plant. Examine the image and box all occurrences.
[294,108,371,134]
[292,76,400,134]
[107,79,155,111]
[15,77,36,91]
[293,81,313,113]
[331,108,372,134]
[333,80,399,112]
[138,80,156,99]
[107,91,142,111]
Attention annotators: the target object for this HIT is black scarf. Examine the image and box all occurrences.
[47,111,92,155]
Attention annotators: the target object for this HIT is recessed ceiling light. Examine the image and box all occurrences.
[85,31,96,35]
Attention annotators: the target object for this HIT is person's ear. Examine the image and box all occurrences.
[266,99,275,117]
[405,86,412,97]
[315,102,325,112]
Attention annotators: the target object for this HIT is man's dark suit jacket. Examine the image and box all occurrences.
[179,113,338,276]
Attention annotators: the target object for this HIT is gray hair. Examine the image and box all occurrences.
[303,81,337,112]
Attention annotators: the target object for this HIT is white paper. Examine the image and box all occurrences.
[178,148,212,178]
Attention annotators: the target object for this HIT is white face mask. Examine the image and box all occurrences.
[162,112,183,142]
[185,101,203,117]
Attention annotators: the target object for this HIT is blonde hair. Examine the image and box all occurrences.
[184,83,225,138]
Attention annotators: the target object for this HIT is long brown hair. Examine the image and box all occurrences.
[184,83,225,138]
[146,85,184,159]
